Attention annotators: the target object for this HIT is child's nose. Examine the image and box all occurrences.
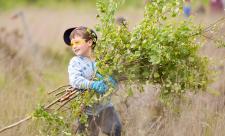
[72,45,77,49]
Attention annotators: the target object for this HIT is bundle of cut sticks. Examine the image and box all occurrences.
[0,85,84,133]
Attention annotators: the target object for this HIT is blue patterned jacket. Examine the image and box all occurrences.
[68,55,113,115]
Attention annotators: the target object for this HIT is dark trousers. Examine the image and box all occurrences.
[76,106,122,136]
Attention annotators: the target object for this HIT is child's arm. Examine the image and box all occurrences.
[68,58,92,89]
[68,57,109,94]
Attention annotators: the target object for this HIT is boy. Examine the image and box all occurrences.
[63,26,122,136]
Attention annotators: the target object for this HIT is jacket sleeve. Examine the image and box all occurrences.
[68,57,92,89]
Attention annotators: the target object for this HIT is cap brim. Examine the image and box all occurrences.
[63,27,77,46]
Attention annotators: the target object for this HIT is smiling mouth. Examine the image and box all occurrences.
[74,49,80,52]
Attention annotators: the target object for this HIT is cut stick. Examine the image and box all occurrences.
[48,85,71,94]
[55,87,76,96]
[0,115,32,133]
[54,89,68,96]
[203,16,225,33]
[57,92,80,111]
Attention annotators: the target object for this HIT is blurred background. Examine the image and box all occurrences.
[0,0,225,136]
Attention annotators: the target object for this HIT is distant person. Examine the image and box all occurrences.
[183,0,191,17]
[210,0,224,12]
[196,5,206,14]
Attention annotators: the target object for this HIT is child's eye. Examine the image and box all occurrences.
[70,39,85,46]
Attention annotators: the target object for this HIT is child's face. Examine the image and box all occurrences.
[70,35,92,57]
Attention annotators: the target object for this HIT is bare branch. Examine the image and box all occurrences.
[47,85,71,94]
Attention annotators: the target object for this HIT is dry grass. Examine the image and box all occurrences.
[0,8,225,136]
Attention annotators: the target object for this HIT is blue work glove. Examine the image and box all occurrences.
[95,72,104,80]
[90,80,108,94]
[95,72,118,87]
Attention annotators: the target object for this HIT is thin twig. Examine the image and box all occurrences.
[55,87,72,96]
[0,116,32,133]
[54,89,68,96]
[57,92,81,111]
[202,34,221,43]
[55,87,77,96]
[44,97,61,109]
[203,16,225,33]
[47,85,71,94]
[59,90,78,102]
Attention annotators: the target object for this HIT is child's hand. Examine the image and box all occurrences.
[95,72,104,80]
[90,80,108,94]
[95,72,118,87]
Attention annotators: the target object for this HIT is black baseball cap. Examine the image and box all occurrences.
[63,26,97,46]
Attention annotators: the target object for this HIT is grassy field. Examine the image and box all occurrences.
[0,5,225,136]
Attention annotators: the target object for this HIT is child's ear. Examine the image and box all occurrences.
[87,40,93,47]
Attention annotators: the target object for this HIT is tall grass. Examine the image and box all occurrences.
[0,25,71,135]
